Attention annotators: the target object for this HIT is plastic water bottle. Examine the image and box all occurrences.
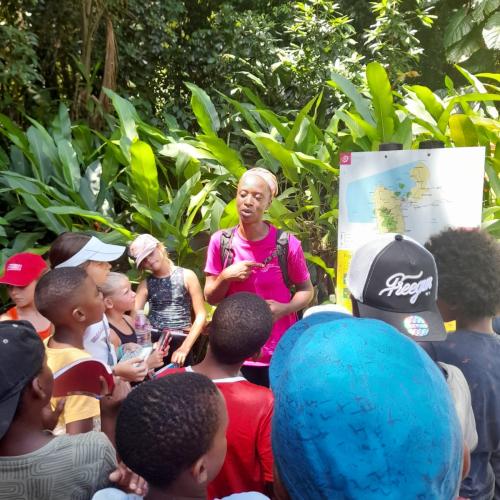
[135,310,152,346]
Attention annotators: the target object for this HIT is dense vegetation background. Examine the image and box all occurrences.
[1,0,499,301]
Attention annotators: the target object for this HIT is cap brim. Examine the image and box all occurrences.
[0,275,33,287]
[0,390,22,440]
[134,247,156,267]
[83,240,125,262]
[56,238,125,268]
[355,300,447,342]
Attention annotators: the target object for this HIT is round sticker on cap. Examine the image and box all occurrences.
[403,315,429,337]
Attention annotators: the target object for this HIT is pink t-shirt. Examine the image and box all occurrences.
[204,225,310,365]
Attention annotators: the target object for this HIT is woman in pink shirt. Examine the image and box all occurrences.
[204,168,313,386]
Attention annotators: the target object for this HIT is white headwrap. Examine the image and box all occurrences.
[240,168,278,197]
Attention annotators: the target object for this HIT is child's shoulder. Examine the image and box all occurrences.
[45,341,90,369]
[219,378,274,404]
[60,430,114,452]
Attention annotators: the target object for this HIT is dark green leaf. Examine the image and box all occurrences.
[449,114,479,146]
[327,73,375,126]
[185,82,220,136]
[444,10,475,49]
[129,140,158,210]
[366,62,394,142]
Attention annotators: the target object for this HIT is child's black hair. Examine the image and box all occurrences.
[425,228,500,319]
[116,373,221,489]
[34,267,89,322]
[49,232,91,268]
[209,292,273,365]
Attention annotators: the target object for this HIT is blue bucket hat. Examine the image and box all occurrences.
[270,314,462,500]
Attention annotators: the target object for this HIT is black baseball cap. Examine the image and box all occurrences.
[347,233,447,342]
[0,321,45,439]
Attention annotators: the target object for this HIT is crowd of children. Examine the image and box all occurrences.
[0,223,499,500]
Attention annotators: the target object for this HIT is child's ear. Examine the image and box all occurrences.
[31,376,49,401]
[72,307,87,323]
[190,456,208,485]
[103,297,113,310]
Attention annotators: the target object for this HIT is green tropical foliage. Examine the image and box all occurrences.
[1,63,498,301]
[443,0,500,72]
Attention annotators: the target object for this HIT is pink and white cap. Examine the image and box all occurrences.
[129,234,160,267]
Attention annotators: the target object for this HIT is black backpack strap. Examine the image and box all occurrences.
[276,229,292,290]
[220,226,236,269]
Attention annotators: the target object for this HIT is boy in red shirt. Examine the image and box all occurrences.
[158,292,274,498]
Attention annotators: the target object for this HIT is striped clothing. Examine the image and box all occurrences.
[0,431,116,499]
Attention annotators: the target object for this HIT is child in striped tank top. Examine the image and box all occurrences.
[130,234,207,367]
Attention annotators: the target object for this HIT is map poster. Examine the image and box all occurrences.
[336,147,486,309]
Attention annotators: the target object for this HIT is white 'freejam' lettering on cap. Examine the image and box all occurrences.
[378,271,433,304]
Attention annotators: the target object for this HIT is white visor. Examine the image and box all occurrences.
[302,304,352,319]
[55,236,125,268]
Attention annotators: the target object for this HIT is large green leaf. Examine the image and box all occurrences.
[245,131,299,183]
[9,146,31,176]
[79,160,102,211]
[196,135,246,179]
[295,152,339,174]
[0,114,31,156]
[449,114,479,146]
[169,172,201,227]
[254,109,290,138]
[56,139,81,191]
[285,95,318,149]
[131,203,169,235]
[219,199,239,229]
[392,117,413,150]
[455,65,498,119]
[267,198,302,233]
[98,147,119,208]
[20,193,70,234]
[159,141,215,161]
[218,92,261,133]
[12,232,46,252]
[0,171,72,204]
[129,140,158,210]
[303,252,335,280]
[240,86,267,108]
[345,111,379,141]
[209,197,226,233]
[477,73,500,83]
[51,103,72,142]
[438,93,500,131]
[406,85,444,122]
[104,88,139,143]
[485,158,500,198]
[47,206,132,238]
[483,12,500,50]
[472,0,500,22]
[327,72,375,126]
[446,34,482,64]
[26,125,57,181]
[444,10,475,49]
[366,62,394,142]
[182,175,230,238]
[185,82,220,137]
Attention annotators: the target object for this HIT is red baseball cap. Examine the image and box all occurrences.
[0,253,48,287]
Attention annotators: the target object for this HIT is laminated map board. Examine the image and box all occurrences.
[336,147,486,309]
